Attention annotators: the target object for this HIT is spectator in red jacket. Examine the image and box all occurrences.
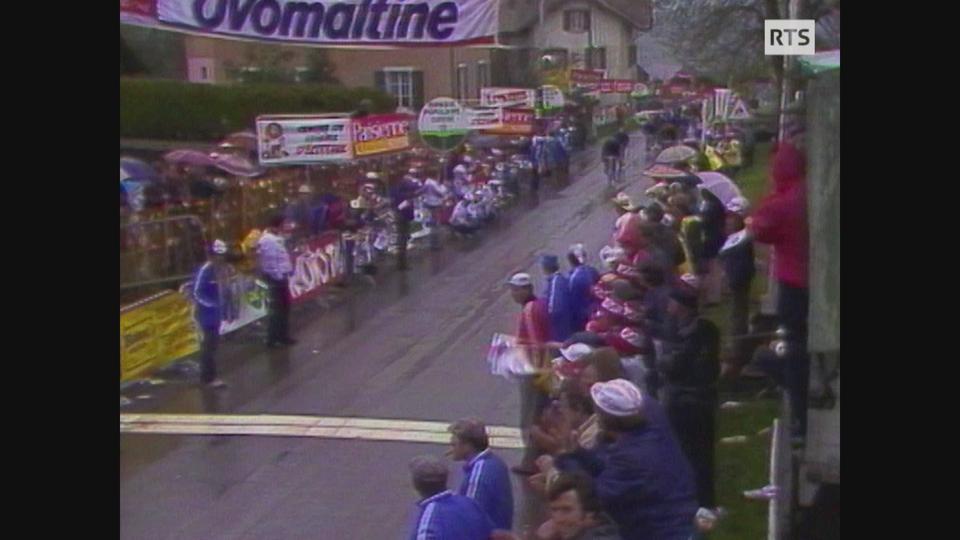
[747,138,810,440]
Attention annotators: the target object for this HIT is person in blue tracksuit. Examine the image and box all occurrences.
[406,455,496,540]
[541,254,574,342]
[567,244,601,333]
[192,240,229,389]
[448,418,514,531]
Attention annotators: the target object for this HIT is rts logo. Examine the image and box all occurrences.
[765,20,816,55]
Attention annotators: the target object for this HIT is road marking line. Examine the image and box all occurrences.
[120,414,525,449]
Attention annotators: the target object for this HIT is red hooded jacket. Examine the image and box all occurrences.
[750,142,809,288]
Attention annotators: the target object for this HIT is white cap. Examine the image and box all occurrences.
[507,272,532,287]
[569,243,587,265]
[408,168,420,175]
[462,156,474,164]
[365,171,381,180]
[559,343,593,363]
[211,239,228,255]
[591,379,645,417]
[680,273,700,289]
[298,184,313,194]
[726,196,750,215]
[454,164,467,174]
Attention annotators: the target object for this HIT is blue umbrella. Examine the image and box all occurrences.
[120,157,159,183]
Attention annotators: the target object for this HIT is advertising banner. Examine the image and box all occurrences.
[218,270,269,335]
[481,108,534,135]
[256,115,353,165]
[120,291,200,382]
[570,69,606,90]
[539,85,565,110]
[465,107,503,129]
[598,80,637,94]
[122,0,499,48]
[289,231,345,303]
[352,113,413,157]
[480,87,536,108]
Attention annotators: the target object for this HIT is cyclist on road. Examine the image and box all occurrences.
[614,130,630,182]
[601,137,622,187]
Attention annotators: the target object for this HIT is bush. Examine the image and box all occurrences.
[120,78,395,141]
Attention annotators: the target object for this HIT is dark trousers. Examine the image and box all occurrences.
[396,217,410,268]
[344,237,355,278]
[778,283,810,437]
[200,326,219,383]
[730,284,751,367]
[664,391,717,509]
[265,276,291,344]
[519,376,550,468]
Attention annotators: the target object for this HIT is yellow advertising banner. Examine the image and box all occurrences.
[120,291,200,382]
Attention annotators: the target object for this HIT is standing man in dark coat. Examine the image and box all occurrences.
[659,285,721,514]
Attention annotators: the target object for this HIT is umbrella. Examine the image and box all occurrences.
[656,145,699,164]
[120,157,159,183]
[643,164,688,179]
[220,131,258,152]
[212,153,264,177]
[696,172,743,206]
[163,149,217,167]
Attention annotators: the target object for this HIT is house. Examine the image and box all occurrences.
[179,0,652,111]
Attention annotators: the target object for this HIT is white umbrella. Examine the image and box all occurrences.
[696,172,743,206]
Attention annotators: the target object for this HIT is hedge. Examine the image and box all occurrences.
[120,78,396,141]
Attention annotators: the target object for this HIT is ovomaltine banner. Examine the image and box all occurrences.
[120,0,499,47]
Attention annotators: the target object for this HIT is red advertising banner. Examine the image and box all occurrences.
[598,80,637,94]
[570,69,605,86]
[289,231,344,303]
[482,108,534,135]
[352,114,413,157]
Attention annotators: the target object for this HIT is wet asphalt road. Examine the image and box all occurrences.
[120,135,652,540]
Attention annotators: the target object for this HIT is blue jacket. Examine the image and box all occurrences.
[407,491,494,540]
[569,265,600,332]
[556,398,698,540]
[544,273,575,342]
[192,262,221,330]
[457,450,513,531]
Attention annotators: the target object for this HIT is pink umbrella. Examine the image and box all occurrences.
[696,172,743,206]
[163,149,217,167]
[212,153,264,177]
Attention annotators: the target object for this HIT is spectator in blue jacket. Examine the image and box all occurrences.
[192,240,229,389]
[448,418,514,531]
[567,244,600,332]
[407,455,496,540]
[542,254,575,342]
[556,379,698,540]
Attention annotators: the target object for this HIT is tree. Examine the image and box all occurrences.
[299,50,340,85]
[225,45,297,83]
[121,34,146,76]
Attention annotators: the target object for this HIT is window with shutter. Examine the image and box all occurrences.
[563,10,590,33]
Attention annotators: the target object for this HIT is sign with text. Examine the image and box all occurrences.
[481,108,534,135]
[352,113,413,157]
[289,231,344,303]
[465,107,503,129]
[122,0,500,47]
[598,79,636,94]
[256,115,353,164]
[570,69,606,90]
[480,87,536,108]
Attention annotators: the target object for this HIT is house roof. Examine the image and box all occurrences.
[512,0,653,32]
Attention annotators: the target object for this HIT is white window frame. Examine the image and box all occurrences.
[294,66,309,83]
[384,67,415,109]
[457,63,469,100]
[565,9,590,33]
[476,61,489,97]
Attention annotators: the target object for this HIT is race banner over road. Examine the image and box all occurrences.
[256,115,353,164]
[121,0,499,47]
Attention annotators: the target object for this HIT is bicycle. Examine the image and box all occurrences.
[603,156,620,187]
